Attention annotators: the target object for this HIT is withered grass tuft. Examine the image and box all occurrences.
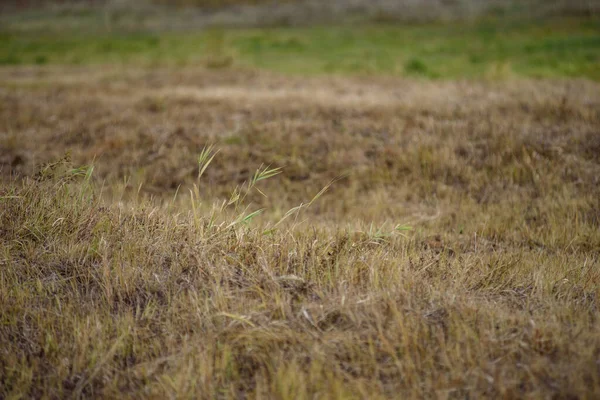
[1,66,600,398]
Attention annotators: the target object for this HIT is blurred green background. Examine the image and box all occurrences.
[1,0,599,80]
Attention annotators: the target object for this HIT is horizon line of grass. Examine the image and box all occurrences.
[1,16,599,80]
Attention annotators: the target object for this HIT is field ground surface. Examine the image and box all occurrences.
[1,9,600,400]
[2,64,600,399]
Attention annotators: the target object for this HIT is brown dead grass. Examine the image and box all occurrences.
[1,66,600,398]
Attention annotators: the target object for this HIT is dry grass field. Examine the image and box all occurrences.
[1,2,600,397]
[1,65,599,398]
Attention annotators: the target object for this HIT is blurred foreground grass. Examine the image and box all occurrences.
[1,17,599,79]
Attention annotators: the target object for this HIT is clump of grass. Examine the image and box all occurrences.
[404,57,429,75]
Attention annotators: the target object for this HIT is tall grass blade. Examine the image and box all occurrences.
[198,145,219,180]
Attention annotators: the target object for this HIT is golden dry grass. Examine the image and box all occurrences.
[1,66,600,398]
